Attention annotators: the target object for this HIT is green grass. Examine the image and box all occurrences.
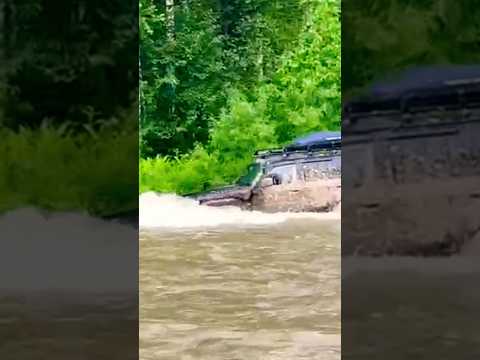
[0,126,138,216]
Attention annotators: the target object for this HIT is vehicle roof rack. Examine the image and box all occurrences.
[254,131,341,159]
[254,148,284,157]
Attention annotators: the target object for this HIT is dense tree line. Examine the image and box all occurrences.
[140,0,309,157]
[343,0,480,97]
[140,0,341,194]
[1,0,137,131]
[0,1,138,215]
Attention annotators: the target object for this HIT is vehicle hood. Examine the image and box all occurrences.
[187,184,251,202]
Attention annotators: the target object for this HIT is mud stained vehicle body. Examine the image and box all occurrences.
[191,132,341,213]
[342,65,480,255]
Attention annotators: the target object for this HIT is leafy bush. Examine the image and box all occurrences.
[0,125,138,216]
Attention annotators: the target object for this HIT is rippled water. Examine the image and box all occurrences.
[140,212,340,359]
[0,208,138,359]
[343,254,480,359]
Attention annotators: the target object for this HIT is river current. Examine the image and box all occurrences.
[1,193,479,358]
[140,192,341,359]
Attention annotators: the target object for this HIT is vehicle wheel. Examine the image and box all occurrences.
[272,175,281,185]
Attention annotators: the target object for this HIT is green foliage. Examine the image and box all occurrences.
[218,0,306,87]
[3,0,137,129]
[0,124,138,216]
[140,0,226,157]
[140,147,254,195]
[264,0,341,142]
[0,1,138,215]
[140,0,308,158]
[140,147,230,195]
[342,0,480,97]
[210,91,277,160]
[140,0,341,195]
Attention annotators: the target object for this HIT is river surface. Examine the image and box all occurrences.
[2,195,479,359]
[140,192,341,360]
[0,208,138,359]
[343,254,480,359]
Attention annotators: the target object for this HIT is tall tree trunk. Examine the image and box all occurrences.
[165,0,175,41]
[165,0,176,118]
[258,42,264,81]
[139,44,144,125]
[215,0,229,35]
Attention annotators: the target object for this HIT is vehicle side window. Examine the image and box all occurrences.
[267,165,297,184]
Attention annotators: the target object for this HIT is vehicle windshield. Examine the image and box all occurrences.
[237,163,262,186]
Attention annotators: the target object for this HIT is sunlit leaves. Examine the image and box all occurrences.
[140,0,307,158]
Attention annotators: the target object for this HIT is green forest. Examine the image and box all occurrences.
[2,1,479,214]
[141,0,480,196]
[139,0,341,195]
[343,0,480,98]
[0,1,138,216]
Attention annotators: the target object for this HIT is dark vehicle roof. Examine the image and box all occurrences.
[291,131,340,146]
[285,131,341,151]
[345,65,480,116]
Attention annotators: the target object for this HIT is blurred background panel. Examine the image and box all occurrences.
[0,1,138,359]
[342,1,480,358]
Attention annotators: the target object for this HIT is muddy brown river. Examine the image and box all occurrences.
[140,194,340,360]
[2,195,479,359]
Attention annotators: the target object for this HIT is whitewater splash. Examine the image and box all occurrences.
[139,192,340,229]
[0,207,137,292]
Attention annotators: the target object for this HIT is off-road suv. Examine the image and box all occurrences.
[190,131,341,208]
